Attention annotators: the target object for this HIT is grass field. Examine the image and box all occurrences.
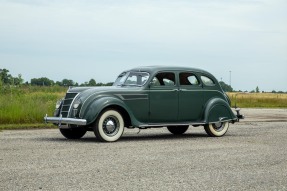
[228,92,287,108]
[0,86,286,130]
[0,86,66,129]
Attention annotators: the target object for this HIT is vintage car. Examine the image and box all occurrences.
[44,66,244,142]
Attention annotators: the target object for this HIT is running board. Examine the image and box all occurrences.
[139,122,206,128]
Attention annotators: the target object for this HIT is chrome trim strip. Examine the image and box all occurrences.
[138,119,239,128]
[139,122,206,128]
[116,94,149,100]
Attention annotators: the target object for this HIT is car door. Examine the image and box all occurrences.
[149,72,178,123]
[178,72,204,122]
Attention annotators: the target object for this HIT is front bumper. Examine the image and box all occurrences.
[44,114,87,126]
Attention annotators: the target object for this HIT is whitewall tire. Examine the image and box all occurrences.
[204,122,229,137]
[94,109,124,142]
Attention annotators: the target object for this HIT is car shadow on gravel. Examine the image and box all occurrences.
[119,133,209,142]
[34,137,98,143]
[35,132,215,143]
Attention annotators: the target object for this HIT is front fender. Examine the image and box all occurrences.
[203,98,236,123]
[79,96,133,125]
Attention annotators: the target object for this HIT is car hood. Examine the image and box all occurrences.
[68,86,143,101]
[68,86,118,94]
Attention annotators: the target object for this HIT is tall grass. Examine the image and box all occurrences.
[228,92,287,108]
[0,86,66,125]
[0,86,286,127]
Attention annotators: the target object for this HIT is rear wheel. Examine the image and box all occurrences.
[60,128,87,139]
[167,126,189,135]
[93,109,124,142]
[204,122,229,137]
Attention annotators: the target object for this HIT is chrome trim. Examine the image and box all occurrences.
[139,122,206,128]
[67,93,80,117]
[44,114,87,126]
[137,118,240,128]
[116,94,149,100]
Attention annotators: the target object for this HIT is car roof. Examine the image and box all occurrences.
[129,66,213,76]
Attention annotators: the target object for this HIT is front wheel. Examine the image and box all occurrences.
[93,109,124,142]
[60,128,87,139]
[204,122,229,137]
[167,126,189,135]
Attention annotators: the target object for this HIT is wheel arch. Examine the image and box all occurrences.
[101,105,132,128]
[80,96,133,127]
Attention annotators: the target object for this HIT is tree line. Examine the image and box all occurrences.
[0,68,113,87]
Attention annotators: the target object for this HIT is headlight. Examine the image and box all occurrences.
[73,99,81,109]
[56,99,63,109]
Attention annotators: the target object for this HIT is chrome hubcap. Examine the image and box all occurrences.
[212,122,224,132]
[106,120,115,132]
[103,116,119,136]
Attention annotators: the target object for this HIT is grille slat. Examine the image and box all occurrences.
[60,93,78,117]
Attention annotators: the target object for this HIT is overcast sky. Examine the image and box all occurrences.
[0,0,286,91]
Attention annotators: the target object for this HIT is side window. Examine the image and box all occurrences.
[201,76,215,86]
[179,73,200,85]
[151,72,175,87]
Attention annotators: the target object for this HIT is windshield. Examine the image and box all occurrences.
[113,72,129,86]
[113,72,150,86]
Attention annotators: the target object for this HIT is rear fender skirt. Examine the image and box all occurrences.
[203,98,236,123]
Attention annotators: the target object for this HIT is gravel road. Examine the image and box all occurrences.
[1,109,287,191]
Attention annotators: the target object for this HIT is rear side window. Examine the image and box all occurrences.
[201,76,215,86]
[179,73,200,85]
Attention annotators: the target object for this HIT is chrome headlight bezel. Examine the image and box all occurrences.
[73,99,82,109]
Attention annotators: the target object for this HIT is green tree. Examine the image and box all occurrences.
[105,82,113,86]
[55,81,62,86]
[219,81,233,92]
[0,68,12,84]
[13,74,24,86]
[88,79,97,86]
[256,86,260,93]
[31,77,54,86]
[62,79,75,86]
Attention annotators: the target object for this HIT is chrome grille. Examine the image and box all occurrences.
[60,93,78,117]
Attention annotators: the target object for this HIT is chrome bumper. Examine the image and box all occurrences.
[44,114,87,126]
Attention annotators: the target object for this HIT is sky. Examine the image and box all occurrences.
[0,0,286,91]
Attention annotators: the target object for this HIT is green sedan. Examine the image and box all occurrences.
[45,66,244,142]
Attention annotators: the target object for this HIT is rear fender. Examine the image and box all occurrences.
[204,98,236,123]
